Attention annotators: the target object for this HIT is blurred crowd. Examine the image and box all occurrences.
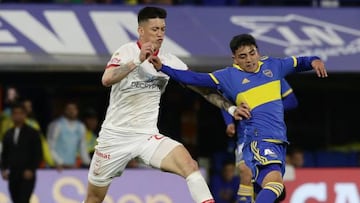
[0,0,358,7]
[0,87,99,170]
[0,86,152,172]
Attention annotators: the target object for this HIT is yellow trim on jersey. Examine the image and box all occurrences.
[263,139,284,144]
[251,141,268,164]
[209,73,219,84]
[233,61,263,73]
[235,80,281,109]
[281,88,293,98]
[291,56,298,67]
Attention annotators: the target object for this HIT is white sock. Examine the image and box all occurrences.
[186,171,214,203]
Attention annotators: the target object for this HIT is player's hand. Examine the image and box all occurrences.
[311,59,328,78]
[226,123,236,137]
[233,102,251,120]
[125,61,137,71]
[139,42,155,62]
[148,56,163,70]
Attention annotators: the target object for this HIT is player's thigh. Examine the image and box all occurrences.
[142,137,197,177]
[261,169,283,187]
[158,142,198,177]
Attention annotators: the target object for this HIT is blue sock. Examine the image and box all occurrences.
[255,182,283,203]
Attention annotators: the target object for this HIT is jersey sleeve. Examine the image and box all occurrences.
[106,45,131,69]
[160,65,217,88]
[279,56,320,77]
[209,68,233,93]
[221,109,234,125]
[139,53,187,79]
[280,79,298,111]
[280,79,292,97]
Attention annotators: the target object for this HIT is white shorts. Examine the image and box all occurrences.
[235,142,245,165]
[88,128,181,187]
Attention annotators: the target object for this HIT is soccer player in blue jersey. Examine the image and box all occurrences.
[221,79,298,203]
[148,33,327,203]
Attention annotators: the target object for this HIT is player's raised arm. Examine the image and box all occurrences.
[286,56,328,78]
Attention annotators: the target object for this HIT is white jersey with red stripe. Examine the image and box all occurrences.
[101,41,187,135]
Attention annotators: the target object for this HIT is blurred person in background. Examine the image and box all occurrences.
[83,6,241,203]
[221,79,298,203]
[1,102,42,203]
[22,98,55,168]
[149,33,327,203]
[286,146,304,168]
[1,87,20,140]
[210,159,240,203]
[283,146,304,186]
[47,101,90,171]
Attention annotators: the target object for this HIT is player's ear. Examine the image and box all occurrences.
[138,26,144,36]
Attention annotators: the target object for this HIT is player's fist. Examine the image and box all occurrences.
[226,123,236,137]
[149,56,162,70]
[139,42,155,62]
[233,102,251,120]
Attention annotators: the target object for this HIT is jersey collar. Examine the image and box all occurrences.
[136,41,159,56]
[233,61,263,73]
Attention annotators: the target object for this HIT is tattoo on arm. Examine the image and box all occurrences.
[106,63,137,85]
[186,85,233,110]
[111,64,133,77]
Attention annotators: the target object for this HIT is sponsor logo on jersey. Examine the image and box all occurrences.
[130,79,166,90]
[264,148,277,158]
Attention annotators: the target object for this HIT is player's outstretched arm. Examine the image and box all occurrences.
[149,56,217,88]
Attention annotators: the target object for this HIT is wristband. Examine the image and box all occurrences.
[227,106,237,116]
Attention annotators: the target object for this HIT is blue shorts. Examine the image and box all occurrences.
[243,140,286,184]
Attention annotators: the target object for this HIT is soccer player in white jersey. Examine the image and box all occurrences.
[83,6,241,203]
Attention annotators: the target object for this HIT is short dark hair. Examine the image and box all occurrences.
[229,34,258,54]
[138,6,167,25]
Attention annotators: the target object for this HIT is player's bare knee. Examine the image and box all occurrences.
[184,158,199,173]
[177,156,199,177]
[180,158,199,177]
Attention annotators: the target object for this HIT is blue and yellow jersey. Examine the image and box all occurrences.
[209,56,310,143]
[222,78,297,145]
[160,55,317,144]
